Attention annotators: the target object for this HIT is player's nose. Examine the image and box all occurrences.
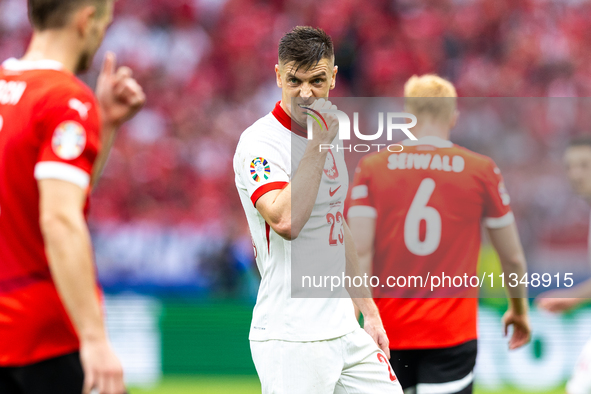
[300,84,313,100]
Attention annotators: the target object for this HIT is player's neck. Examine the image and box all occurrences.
[279,99,307,128]
[411,121,451,141]
[21,30,81,74]
[280,100,292,119]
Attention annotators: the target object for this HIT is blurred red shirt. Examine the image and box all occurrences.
[0,58,101,366]
[346,136,513,349]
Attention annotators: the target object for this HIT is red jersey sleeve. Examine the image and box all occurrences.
[346,156,377,219]
[33,86,101,190]
[481,159,514,228]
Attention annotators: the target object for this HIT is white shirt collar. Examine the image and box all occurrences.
[1,58,64,72]
[400,136,453,148]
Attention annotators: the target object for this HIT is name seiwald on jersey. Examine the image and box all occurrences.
[233,102,359,342]
[347,136,514,299]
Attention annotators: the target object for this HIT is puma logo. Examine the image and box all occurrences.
[68,98,92,120]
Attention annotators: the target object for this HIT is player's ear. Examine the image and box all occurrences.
[330,65,338,90]
[275,64,282,88]
[450,110,459,129]
[75,5,97,38]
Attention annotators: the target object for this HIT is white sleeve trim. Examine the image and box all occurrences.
[34,161,90,189]
[484,211,515,229]
[347,206,377,219]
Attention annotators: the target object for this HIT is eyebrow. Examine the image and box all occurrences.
[286,71,327,81]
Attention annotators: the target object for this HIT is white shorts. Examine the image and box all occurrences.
[250,328,403,394]
[567,337,591,394]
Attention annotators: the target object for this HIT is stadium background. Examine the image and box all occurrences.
[2,0,591,392]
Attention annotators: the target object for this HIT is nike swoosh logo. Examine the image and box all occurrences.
[329,186,342,197]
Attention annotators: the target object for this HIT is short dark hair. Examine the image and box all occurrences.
[569,135,591,148]
[278,26,334,72]
[28,0,107,30]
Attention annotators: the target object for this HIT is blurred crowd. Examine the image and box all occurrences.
[1,0,591,290]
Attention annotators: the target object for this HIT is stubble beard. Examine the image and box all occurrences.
[74,51,92,74]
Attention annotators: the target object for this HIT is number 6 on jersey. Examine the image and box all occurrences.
[404,178,441,256]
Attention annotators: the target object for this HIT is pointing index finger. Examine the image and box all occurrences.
[101,51,116,78]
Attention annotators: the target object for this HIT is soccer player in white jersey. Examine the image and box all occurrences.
[233,26,402,393]
[538,137,591,394]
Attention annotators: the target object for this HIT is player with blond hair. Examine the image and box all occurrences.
[346,74,531,394]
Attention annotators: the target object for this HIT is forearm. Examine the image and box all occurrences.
[352,249,373,318]
[507,297,528,315]
[344,221,390,353]
[500,254,528,307]
[487,224,529,313]
[90,121,118,188]
[346,216,377,319]
[290,143,328,234]
[566,278,591,299]
[348,245,381,322]
[41,214,106,341]
[499,255,529,313]
[356,249,373,280]
[264,141,328,238]
[343,222,375,307]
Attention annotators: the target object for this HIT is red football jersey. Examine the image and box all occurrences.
[0,58,101,366]
[346,136,513,349]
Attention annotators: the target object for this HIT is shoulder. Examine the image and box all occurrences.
[48,75,100,127]
[356,149,390,171]
[46,72,96,105]
[19,71,98,121]
[236,113,290,156]
[16,69,93,98]
[451,144,497,172]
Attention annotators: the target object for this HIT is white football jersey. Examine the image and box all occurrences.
[233,101,359,342]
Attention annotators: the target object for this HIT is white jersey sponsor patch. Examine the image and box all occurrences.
[52,120,86,160]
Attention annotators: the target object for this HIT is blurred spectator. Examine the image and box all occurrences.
[2,0,590,291]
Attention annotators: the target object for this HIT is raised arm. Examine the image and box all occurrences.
[256,99,338,240]
[255,143,326,240]
[91,52,145,187]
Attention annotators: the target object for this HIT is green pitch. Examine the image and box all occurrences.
[475,388,565,394]
[129,376,261,394]
[129,376,566,394]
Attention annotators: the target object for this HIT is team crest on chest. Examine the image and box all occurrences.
[324,149,339,180]
[52,121,87,160]
[250,157,270,182]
